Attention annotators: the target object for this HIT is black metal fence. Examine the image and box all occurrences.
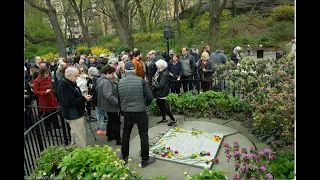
[24,106,71,176]
[167,78,251,99]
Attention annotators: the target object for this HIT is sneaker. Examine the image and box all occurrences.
[96,130,106,135]
[156,119,168,124]
[167,120,178,127]
[141,156,156,168]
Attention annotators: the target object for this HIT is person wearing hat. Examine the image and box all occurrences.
[118,61,155,167]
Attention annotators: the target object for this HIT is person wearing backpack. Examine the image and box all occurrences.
[88,67,108,135]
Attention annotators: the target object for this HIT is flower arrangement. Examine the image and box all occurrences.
[224,141,275,180]
[184,167,227,180]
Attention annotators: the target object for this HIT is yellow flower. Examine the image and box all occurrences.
[207,159,211,162]
[186,130,189,133]
[201,157,205,161]
[163,141,166,145]
[209,136,213,140]
[214,136,221,142]
[175,127,179,130]
[174,132,177,135]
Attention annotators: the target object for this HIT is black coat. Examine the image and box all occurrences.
[152,69,171,98]
[56,77,86,120]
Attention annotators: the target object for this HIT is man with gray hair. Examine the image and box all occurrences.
[118,61,155,167]
[56,66,93,148]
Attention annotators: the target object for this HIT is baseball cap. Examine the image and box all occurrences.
[169,49,174,55]
[99,54,106,58]
[192,45,198,49]
[125,62,135,70]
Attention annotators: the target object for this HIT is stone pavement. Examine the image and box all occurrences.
[85,112,269,180]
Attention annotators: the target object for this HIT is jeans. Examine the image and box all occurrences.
[121,111,149,161]
[106,112,121,140]
[95,106,108,131]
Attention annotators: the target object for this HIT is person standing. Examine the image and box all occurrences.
[56,67,92,148]
[197,52,214,92]
[131,50,145,79]
[97,65,121,145]
[32,67,60,131]
[168,54,182,94]
[180,47,196,92]
[118,61,155,167]
[152,59,178,126]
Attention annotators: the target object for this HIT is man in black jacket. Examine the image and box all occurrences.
[56,67,92,148]
[118,62,155,168]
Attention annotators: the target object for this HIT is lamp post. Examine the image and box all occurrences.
[164,25,174,54]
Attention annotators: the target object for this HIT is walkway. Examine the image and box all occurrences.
[85,112,269,180]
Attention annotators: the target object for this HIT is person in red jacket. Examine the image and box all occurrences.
[33,67,60,132]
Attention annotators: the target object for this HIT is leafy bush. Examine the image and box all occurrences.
[97,33,116,45]
[90,46,111,57]
[184,167,227,179]
[267,21,294,41]
[37,46,59,57]
[134,32,163,44]
[77,45,89,55]
[269,5,294,22]
[267,148,294,179]
[30,146,76,178]
[41,52,59,61]
[57,145,140,179]
[83,49,92,56]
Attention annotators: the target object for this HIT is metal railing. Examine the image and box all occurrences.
[167,78,252,99]
[24,106,71,176]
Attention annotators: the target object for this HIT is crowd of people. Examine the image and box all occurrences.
[24,45,244,167]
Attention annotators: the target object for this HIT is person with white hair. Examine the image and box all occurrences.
[56,66,93,148]
[152,59,177,127]
[230,46,242,65]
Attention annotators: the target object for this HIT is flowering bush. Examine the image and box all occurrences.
[224,141,275,180]
[30,146,75,177]
[41,52,58,61]
[56,145,140,179]
[184,167,227,180]
[90,46,111,57]
[76,45,89,55]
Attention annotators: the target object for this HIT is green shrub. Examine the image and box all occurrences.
[184,168,227,179]
[57,145,140,179]
[30,146,76,178]
[97,33,116,45]
[37,46,58,56]
[268,148,294,179]
[83,49,92,56]
[267,21,294,41]
[269,5,294,22]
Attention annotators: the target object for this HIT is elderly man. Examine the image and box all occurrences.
[56,66,92,148]
[180,47,196,92]
[118,61,155,167]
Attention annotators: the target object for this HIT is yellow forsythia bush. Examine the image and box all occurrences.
[77,45,89,55]
[90,46,111,57]
[41,52,56,61]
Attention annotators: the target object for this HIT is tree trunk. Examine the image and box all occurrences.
[179,0,184,11]
[68,0,90,47]
[231,0,237,16]
[135,0,147,32]
[208,0,228,50]
[46,0,67,58]
[251,0,260,12]
[188,0,202,29]
[174,0,181,36]
[148,0,156,32]
[25,0,67,59]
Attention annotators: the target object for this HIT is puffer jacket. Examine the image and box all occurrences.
[152,68,171,98]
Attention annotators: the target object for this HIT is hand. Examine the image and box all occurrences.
[46,89,51,93]
[24,95,29,98]
[51,79,55,83]
[169,72,174,77]
[177,76,180,81]
[202,68,206,72]
[85,95,92,101]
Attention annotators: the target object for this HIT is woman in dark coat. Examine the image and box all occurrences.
[152,59,177,127]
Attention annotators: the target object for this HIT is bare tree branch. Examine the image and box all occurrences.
[25,30,56,44]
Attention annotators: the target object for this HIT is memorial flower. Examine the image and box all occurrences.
[214,135,221,142]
